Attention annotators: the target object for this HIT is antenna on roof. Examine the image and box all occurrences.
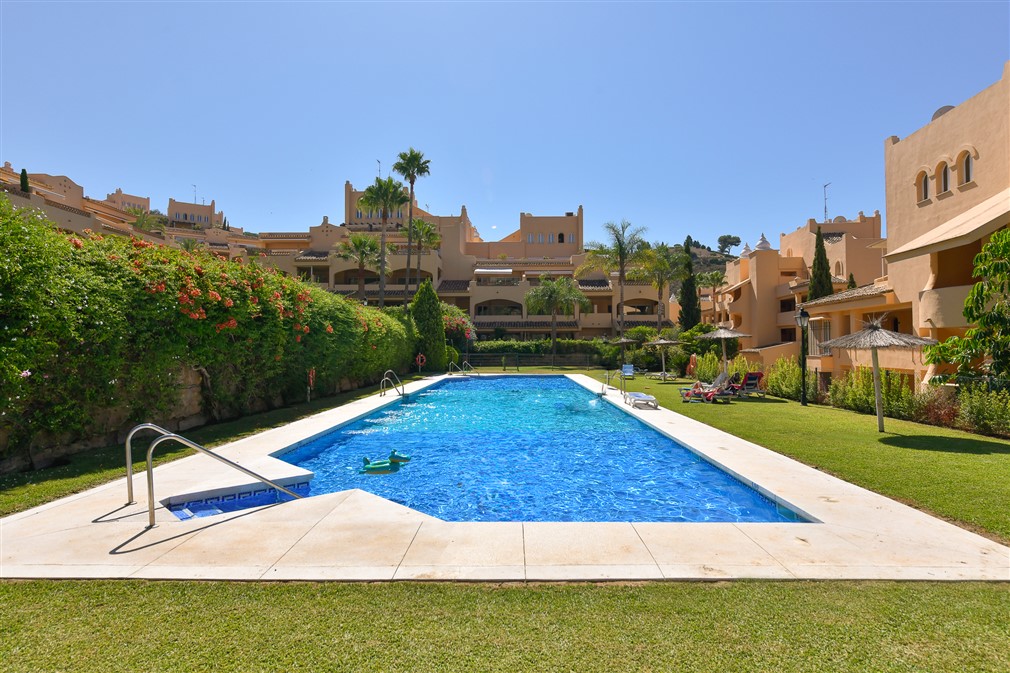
[377,160,381,179]
[823,182,831,223]
[192,184,197,204]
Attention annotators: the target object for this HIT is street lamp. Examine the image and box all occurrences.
[795,308,810,406]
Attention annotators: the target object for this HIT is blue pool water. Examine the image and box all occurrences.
[278,376,804,523]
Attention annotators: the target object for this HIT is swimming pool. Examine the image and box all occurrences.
[276,376,803,523]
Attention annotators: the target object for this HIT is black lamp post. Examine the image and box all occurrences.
[795,308,810,406]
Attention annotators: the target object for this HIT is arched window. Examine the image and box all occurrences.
[961,154,973,184]
[548,233,555,243]
[917,171,930,202]
[834,261,843,277]
[558,232,565,243]
[938,163,950,194]
[538,233,544,243]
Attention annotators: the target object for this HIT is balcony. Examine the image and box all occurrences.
[579,313,613,329]
[918,285,972,328]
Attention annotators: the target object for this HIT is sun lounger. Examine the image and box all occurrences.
[624,391,659,409]
[620,364,635,379]
[681,382,733,404]
[733,371,765,397]
[645,371,675,382]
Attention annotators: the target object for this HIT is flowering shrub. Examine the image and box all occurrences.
[0,196,413,465]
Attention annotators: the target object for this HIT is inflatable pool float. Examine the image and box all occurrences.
[360,457,400,474]
[388,450,411,464]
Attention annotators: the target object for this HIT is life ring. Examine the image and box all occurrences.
[415,353,426,367]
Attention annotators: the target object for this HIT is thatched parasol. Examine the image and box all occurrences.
[610,336,637,363]
[697,327,751,376]
[820,318,937,432]
[644,337,678,379]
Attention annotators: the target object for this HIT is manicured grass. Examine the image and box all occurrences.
[603,373,1010,543]
[1,580,1008,672]
[3,368,1009,671]
[0,379,422,517]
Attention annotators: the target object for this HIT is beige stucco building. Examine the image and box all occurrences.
[167,197,224,229]
[258,181,669,339]
[705,212,884,368]
[104,187,150,213]
[800,61,1010,384]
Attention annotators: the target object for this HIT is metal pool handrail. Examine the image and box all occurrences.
[448,361,464,375]
[380,369,405,396]
[144,433,303,528]
[462,361,480,376]
[124,423,175,505]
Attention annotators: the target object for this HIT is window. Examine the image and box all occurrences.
[961,153,973,184]
[538,233,544,244]
[527,233,534,243]
[834,261,842,276]
[939,163,950,193]
[548,233,555,243]
[558,232,565,243]
[917,171,930,202]
[356,209,361,219]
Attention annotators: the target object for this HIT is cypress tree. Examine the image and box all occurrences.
[808,227,834,301]
[19,168,30,193]
[847,272,857,289]
[409,278,447,371]
[678,238,701,330]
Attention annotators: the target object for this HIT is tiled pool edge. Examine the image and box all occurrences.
[2,373,1008,582]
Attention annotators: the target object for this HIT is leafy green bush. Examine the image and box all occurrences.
[0,196,413,463]
[440,302,474,351]
[409,279,446,371]
[693,352,722,383]
[828,367,915,419]
[957,385,1010,437]
[765,356,819,402]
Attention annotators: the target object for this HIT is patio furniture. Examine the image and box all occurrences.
[734,371,765,397]
[621,364,636,379]
[624,391,659,409]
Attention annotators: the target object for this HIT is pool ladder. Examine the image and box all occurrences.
[448,361,480,376]
[124,423,303,528]
[379,369,405,397]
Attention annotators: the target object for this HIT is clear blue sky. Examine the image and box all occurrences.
[2,1,1008,250]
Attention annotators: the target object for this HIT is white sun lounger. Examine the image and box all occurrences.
[624,391,658,409]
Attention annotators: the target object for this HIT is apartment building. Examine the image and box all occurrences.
[167,197,224,229]
[104,187,150,213]
[705,213,884,368]
[800,61,1009,384]
[262,181,671,339]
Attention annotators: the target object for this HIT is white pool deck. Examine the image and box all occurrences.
[2,374,1008,582]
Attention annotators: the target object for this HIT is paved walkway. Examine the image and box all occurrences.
[2,374,1008,581]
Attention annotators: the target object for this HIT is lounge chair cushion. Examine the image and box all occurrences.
[625,391,658,409]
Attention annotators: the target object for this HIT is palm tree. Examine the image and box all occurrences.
[334,233,381,300]
[576,219,647,336]
[357,176,409,307]
[630,242,683,331]
[178,237,202,253]
[697,270,726,324]
[392,148,431,298]
[410,218,441,287]
[525,276,592,357]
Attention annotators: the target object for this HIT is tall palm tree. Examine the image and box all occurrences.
[392,148,431,298]
[576,219,647,336]
[410,218,441,287]
[334,233,381,300]
[630,242,683,331]
[525,276,592,357]
[697,270,726,324]
[357,176,409,307]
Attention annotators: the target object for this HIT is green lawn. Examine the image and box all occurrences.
[601,373,1010,544]
[2,581,1008,672]
[3,368,1010,672]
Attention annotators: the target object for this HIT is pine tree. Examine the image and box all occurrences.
[847,273,857,289]
[808,227,834,301]
[409,278,447,371]
[19,168,30,193]
[678,237,701,330]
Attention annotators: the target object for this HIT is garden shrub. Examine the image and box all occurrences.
[693,352,722,383]
[828,367,915,419]
[764,356,819,402]
[957,385,1010,437]
[0,196,413,465]
[440,301,474,351]
[409,279,446,371]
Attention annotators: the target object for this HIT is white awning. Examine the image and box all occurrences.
[474,268,513,275]
[886,188,1010,262]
